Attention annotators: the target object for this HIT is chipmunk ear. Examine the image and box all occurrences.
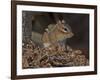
[57,20,62,25]
[56,20,61,29]
[61,20,65,24]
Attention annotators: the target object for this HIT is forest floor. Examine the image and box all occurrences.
[22,38,89,69]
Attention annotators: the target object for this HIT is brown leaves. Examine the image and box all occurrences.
[22,39,89,69]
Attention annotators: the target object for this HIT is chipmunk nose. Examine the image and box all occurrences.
[71,32,74,37]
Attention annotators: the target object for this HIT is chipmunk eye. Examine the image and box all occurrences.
[64,28,67,31]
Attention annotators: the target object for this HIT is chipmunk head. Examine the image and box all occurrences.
[56,20,74,38]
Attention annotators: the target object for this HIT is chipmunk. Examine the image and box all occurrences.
[32,20,74,47]
[42,20,74,47]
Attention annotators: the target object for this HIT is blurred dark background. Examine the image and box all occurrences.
[22,11,89,57]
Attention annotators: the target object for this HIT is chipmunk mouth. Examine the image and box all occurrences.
[66,32,74,38]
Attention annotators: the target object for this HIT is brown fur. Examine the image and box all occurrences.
[42,20,74,46]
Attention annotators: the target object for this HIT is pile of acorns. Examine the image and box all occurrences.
[22,38,89,69]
